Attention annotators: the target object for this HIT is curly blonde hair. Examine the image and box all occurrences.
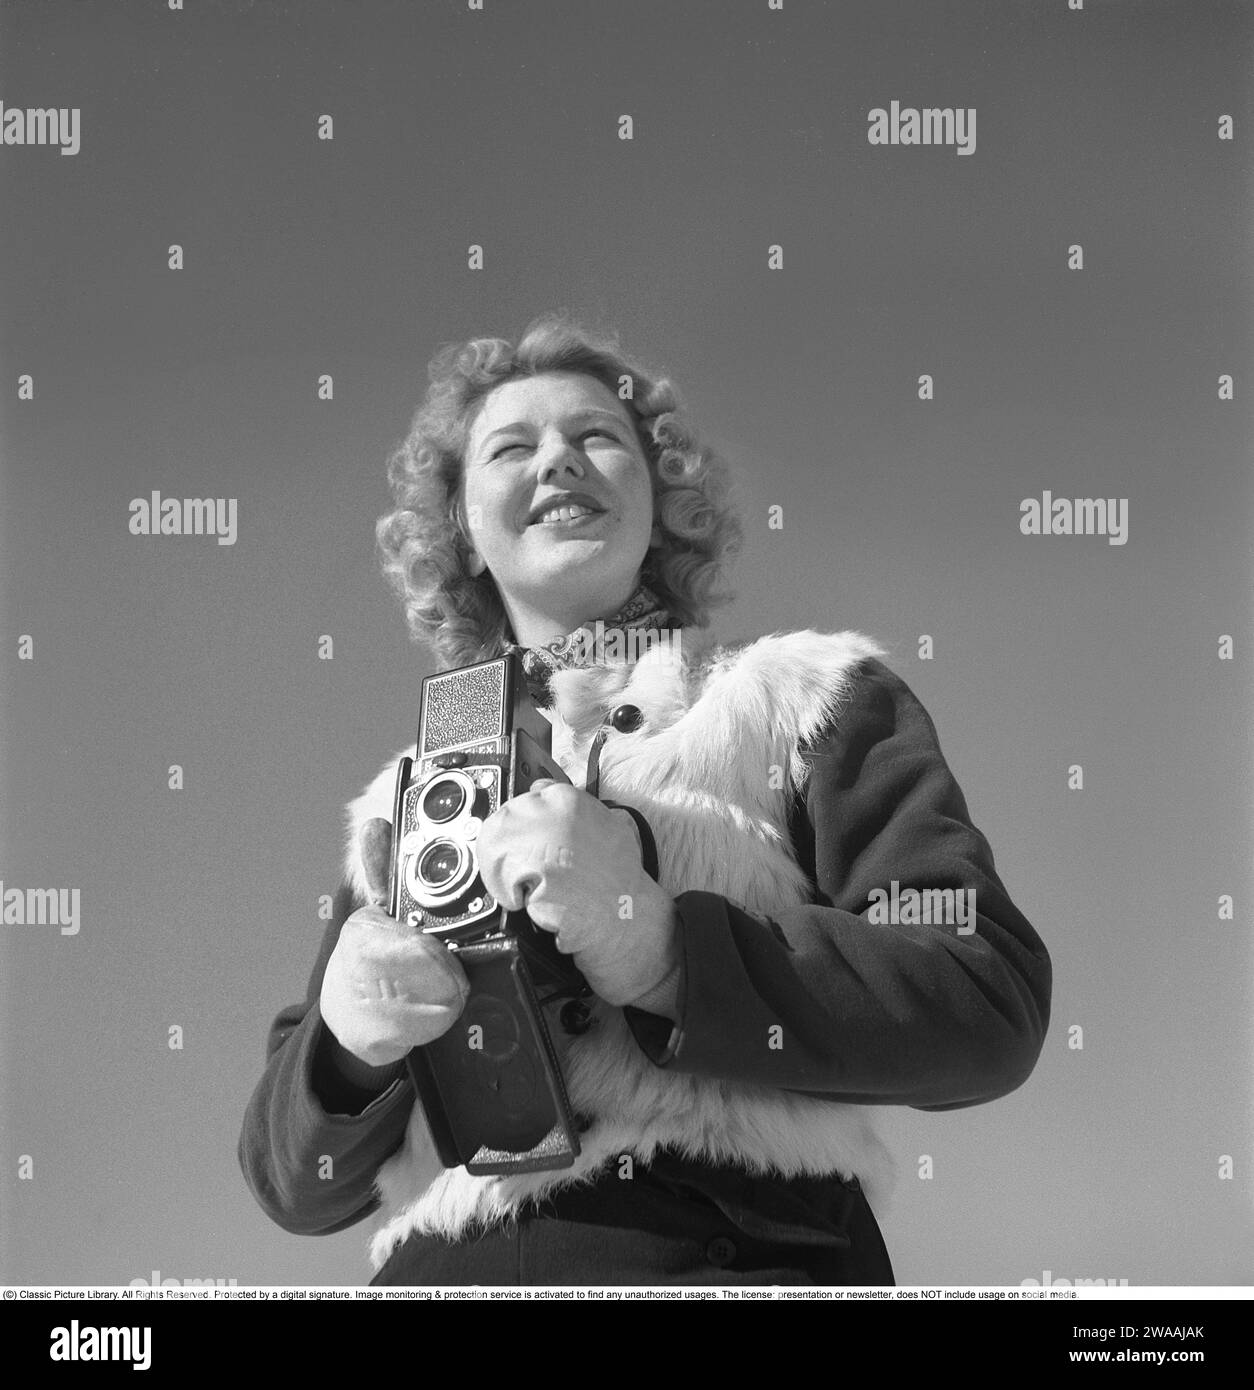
[376,312,744,669]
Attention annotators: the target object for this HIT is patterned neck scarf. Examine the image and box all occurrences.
[503,582,676,709]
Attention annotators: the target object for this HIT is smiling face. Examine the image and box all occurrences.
[460,372,658,645]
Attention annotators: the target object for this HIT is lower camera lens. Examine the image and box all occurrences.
[418,839,463,890]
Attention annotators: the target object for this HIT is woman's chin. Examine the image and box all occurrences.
[510,554,639,609]
[519,535,619,578]
[525,562,620,599]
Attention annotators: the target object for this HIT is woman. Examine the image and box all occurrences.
[239,314,1053,1285]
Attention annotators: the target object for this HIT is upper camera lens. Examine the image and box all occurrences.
[422,777,466,823]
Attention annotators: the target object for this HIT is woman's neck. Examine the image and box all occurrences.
[504,580,642,649]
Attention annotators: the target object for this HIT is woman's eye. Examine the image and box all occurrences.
[491,430,616,460]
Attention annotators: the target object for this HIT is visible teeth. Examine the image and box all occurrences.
[537,504,596,524]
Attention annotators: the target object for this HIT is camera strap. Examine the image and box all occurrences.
[603,802,660,884]
[584,703,660,883]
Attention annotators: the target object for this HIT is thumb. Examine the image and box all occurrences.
[360,817,394,906]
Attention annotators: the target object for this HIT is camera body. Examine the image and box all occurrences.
[388,652,587,1176]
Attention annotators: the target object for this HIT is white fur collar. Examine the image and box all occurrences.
[340,629,898,1268]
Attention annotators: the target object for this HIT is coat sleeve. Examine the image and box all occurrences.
[237,882,417,1236]
[625,658,1052,1110]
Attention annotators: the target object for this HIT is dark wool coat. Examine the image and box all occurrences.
[239,633,1052,1285]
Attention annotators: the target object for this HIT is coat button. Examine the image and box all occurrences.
[705,1236,737,1268]
[560,998,593,1035]
[608,704,643,733]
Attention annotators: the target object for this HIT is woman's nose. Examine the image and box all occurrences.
[535,437,586,481]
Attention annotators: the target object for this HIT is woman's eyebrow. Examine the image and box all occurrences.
[478,409,628,449]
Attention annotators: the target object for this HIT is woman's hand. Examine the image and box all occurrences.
[319,818,470,1068]
[474,780,681,1008]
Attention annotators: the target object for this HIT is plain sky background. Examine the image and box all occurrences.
[1,0,1251,1287]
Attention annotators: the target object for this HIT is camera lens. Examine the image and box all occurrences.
[422,777,466,823]
[418,839,463,890]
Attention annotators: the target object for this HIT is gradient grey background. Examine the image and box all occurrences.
[2,0,1251,1287]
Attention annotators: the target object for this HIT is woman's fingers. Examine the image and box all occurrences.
[360,817,394,905]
